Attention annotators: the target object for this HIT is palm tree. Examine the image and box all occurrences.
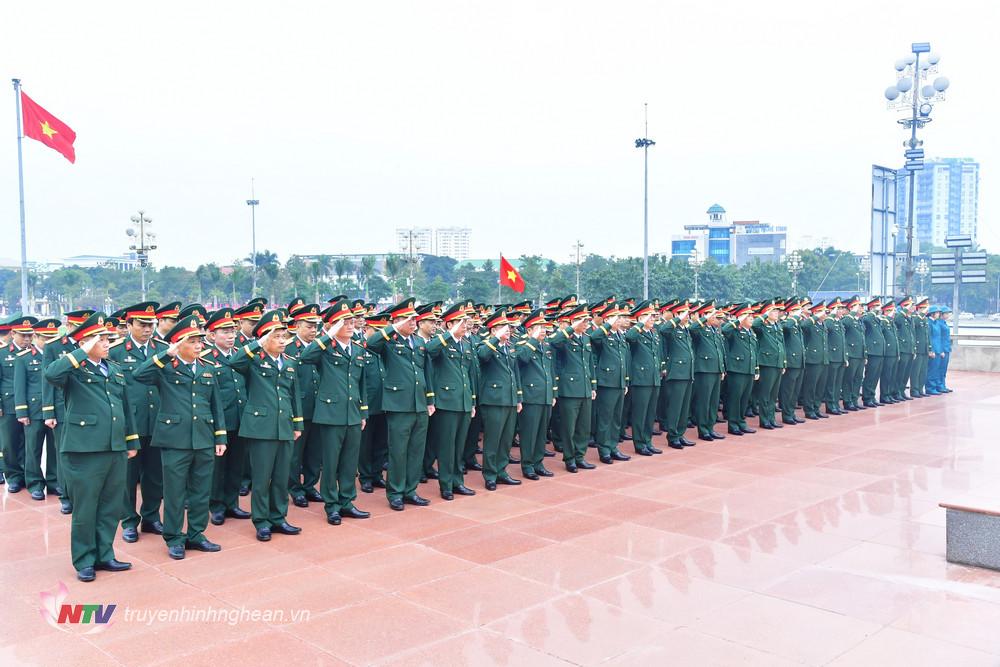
[383,254,405,301]
[195,263,222,303]
[358,255,378,300]
[310,254,333,303]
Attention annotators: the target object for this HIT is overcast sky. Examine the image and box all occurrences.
[2,0,996,269]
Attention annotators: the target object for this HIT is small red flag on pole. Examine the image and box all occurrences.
[499,255,524,293]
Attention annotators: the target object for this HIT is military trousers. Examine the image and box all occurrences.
[692,373,722,436]
[0,413,25,486]
[426,409,470,494]
[385,410,428,501]
[558,397,592,464]
[122,438,162,530]
[842,358,864,407]
[315,423,362,514]
[288,419,315,499]
[628,385,659,452]
[246,438,292,529]
[62,450,127,572]
[357,413,387,485]
[862,356,883,403]
[824,362,846,410]
[911,352,929,396]
[801,363,826,417]
[620,389,631,439]
[662,379,693,440]
[879,356,898,402]
[52,424,72,504]
[23,420,57,494]
[779,367,804,420]
[754,366,782,427]
[161,447,214,547]
[518,403,551,474]
[725,372,754,431]
[463,410,483,467]
[594,387,625,457]
[896,353,915,397]
[480,404,517,482]
[210,430,246,514]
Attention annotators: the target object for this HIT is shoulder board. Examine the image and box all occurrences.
[108,338,127,348]
[153,337,168,346]
[516,340,526,345]
[199,349,215,358]
[200,358,219,367]
[16,348,30,357]
[282,352,294,360]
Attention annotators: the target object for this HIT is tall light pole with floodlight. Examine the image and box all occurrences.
[786,251,803,294]
[247,178,260,297]
[915,258,929,295]
[127,210,157,300]
[689,248,704,300]
[635,103,655,300]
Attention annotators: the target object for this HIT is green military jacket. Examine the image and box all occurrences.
[476,336,522,406]
[108,336,167,438]
[548,327,596,398]
[688,319,726,374]
[824,316,848,365]
[365,325,434,413]
[515,336,555,405]
[284,335,320,420]
[298,334,368,426]
[201,345,246,432]
[229,340,304,441]
[861,311,885,356]
[894,311,915,355]
[721,322,759,374]
[624,325,663,386]
[42,336,77,422]
[781,316,805,369]
[43,347,140,453]
[14,345,46,420]
[659,319,694,380]
[752,317,786,369]
[589,324,630,389]
[801,317,829,365]
[913,314,930,355]
[0,341,26,416]
[361,341,384,416]
[879,316,899,359]
[133,352,227,449]
[424,331,476,413]
[841,314,866,360]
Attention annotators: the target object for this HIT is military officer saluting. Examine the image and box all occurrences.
[751,300,786,429]
[800,302,830,420]
[44,312,140,582]
[779,298,806,424]
[548,304,596,471]
[910,298,931,397]
[283,300,324,508]
[861,297,886,407]
[879,300,900,404]
[893,296,917,400]
[625,301,664,455]
[840,296,866,411]
[358,311,389,493]
[689,302,727,441]
[722,304,759,437]
[134,317,227,559]
[476,310,524,489]
[589,302,632,464]
[659,300,696,449]
[823,299,848,415]
[15,318,62,500]
[516,309,557,478]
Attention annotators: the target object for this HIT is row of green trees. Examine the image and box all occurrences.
[2,248,997,316]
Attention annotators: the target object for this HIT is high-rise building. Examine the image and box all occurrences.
[896,157,979,249]
[670,204,786,266]
[434,227,472,261]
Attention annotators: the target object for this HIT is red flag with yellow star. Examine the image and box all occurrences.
[21,92,76,163]
[499,255,524,293]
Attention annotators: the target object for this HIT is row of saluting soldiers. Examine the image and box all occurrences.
[0,292,953,582]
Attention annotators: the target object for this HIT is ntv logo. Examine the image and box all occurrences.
[39,582,116,635]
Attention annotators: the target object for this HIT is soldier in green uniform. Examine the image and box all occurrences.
[229,310,304,541]
[154,302,181,341]
[232,303,262,496]
[134,317,227,559]
[516,309,557,478]
[879,300,900,404]
[365,299,435,511]
[414,304,442,481]
[1,316,34,492]
[298,300,371,523]
[202,308,251,525]
[722,304,759,436]
[108,302,166,543]
[689,303,727,441]
[358,312,389,493]
[779,299,806,425]
[800,302,830,420]
[910,298,931,397]
[590,302,632,464]
[424,303,477,498]
[548,304,597,471]
[659,300,695,449]
[840,296,866,411]
[893,296,917,400]
[461,306,485,475]
[823,298,849,415]
[15,318,62,500]
[476,310,524,489]
[752,300,786,429]
[861,297,886,407]
[625,301,664,456]
[284,301,324,508]
[44,312,139,582]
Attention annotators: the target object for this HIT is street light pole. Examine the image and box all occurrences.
[689,248,704,300]
[127,210,156,300]
[635,103,655,300]
[247,178,259,297]
[786,251,803,294]
[571,240,584,297]
[915,258,929,295]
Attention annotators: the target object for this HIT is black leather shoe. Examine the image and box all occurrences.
[122,527,139,543]
[740,427,756,434]
[466,461,483,472]
[256,526,272,541]
[771,421,783,428]
[30,489,45,500]
[327,512,342,525]
[728,427,744,436]
[140,520,164,535]
[817,412,830,418]
[272,522,301,535]
[292,495,309,508]
[622,433,633,441]
[699,434,714,441]
[523,470,541,480]
[668,440,684,450]
[305,488,323,502]
[761,423,774,430]
[651,427,663,436]
[225,507,251,519]
[360,481,374,493]
[389,498,404,511]
[599,454,614,464]
[404,494,430,506]
[485,480,497,491]
[543,450,556,457]
[210,511,225,526]
[373,477,388,488]
[95,559,133,571]
[168,545,186,560]
[647,445,663,454]
[535,467,554,477]
[805,414,819,420]
[454,485,476,495]
[565,463,578,473]
[782,418,798,425]
[577,460,596,470]
[419,476,428,484]
[343,506,371,519]
[611,451,631,461]
[845,405,858,412]
[793,417,805,424]
[508,455,521,464]
[77,566,95,582]
[239,484,250,496]
[7,482,23,493]
[187,540,221,552]
[426,469,439,480]
[636,447,653,456]
[680,438,695,446]
[60,500,72,514]
[716,417,727,423]
[497,475,522,485]
[441,491,454,501]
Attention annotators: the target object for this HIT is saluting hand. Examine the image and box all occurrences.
[325,319,345,338]
[166,341,181,357]
[80,334,100,355]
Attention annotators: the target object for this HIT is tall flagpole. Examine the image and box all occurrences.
[12,79,29,314]
[497,255,501,303]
